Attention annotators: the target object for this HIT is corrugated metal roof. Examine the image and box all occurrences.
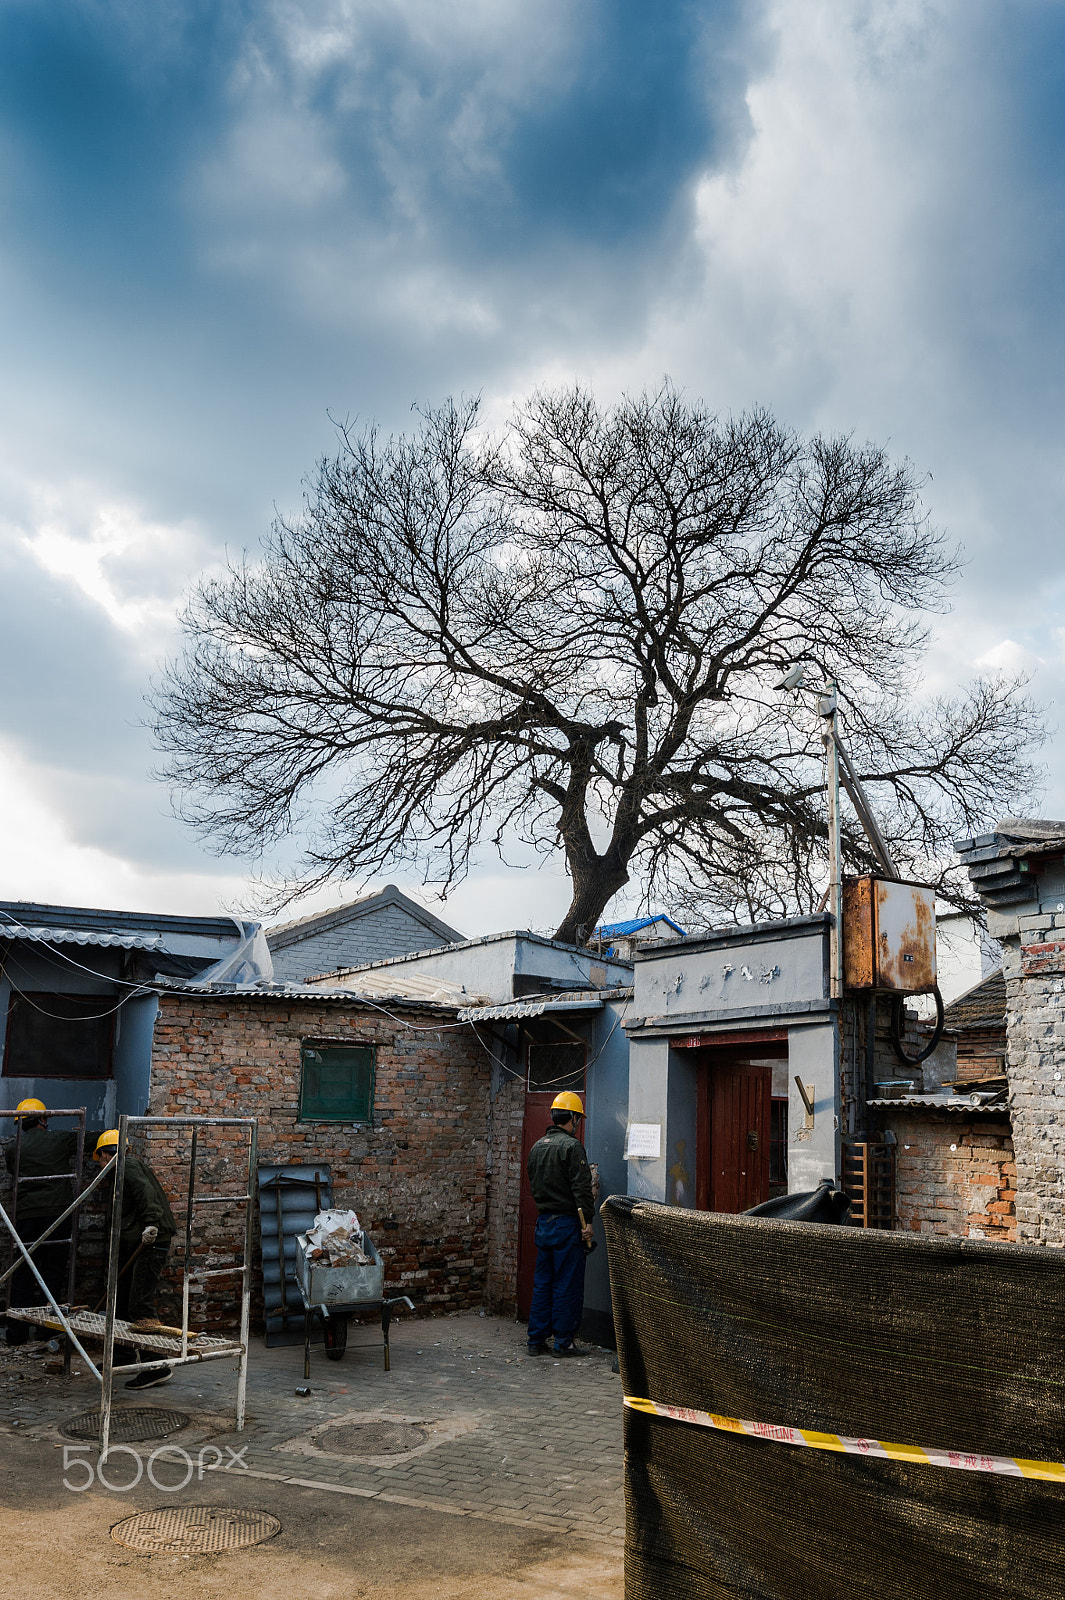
[0,921,164,952]
[868,1091,1008,1112]
[153,978,462,1011]
[458,995,606,1023]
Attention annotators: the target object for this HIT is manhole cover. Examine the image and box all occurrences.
[111,1507,281,1556]
[61,1407,190,1442]
[315,1419,426,1456]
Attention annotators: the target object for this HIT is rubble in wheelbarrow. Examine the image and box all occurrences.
[303,1208,373,1266]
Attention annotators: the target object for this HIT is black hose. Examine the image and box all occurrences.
[889,985,945,1066]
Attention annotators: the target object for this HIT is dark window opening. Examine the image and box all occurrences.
[299,1042,375,1122]
[3,992,114,1080]
[770,1096,789,1190]
[527,1040,585,1093]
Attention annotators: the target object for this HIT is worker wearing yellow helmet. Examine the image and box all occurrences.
[93,1129,177,1387]
[524,1089,595,1358]
[3,1099,82,1345]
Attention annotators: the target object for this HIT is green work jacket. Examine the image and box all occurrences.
[526,1124,595,1221]
[105,1154,177,1249]
[4,1128,80,1220]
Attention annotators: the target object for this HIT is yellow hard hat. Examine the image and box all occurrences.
[15,1098,47,1115]
[551,1090,585,1118]
[93,1129,120,1158]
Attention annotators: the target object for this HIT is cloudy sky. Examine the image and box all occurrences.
[2,0,1064,940]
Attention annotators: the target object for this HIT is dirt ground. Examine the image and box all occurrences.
[1,1429,621,1599]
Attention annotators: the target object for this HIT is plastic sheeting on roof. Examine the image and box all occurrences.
[595,914,686,939]
[0,921,164,952]
[458,996,604,1022]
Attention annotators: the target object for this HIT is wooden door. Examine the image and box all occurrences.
[697,1057,772,1212]
[517,1092,555,1317]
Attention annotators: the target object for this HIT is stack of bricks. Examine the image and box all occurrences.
[146,991,505,1330]
[890,1113,1016,1240]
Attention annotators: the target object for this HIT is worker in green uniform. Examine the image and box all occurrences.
[93,1129,177,1389]
[4,1098,83,1344]
[526,1090,595,1357]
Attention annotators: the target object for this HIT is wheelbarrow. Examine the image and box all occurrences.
[295,1231,414,1378]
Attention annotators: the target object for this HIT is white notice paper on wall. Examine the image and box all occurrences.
[624,1123,662,1160]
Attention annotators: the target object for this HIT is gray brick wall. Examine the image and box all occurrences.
[997,923,1065,1247]
[269,905,450,981]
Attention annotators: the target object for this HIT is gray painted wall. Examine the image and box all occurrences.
[625,918,840,1207]
[0,943,154,1122]
[580,994,631,1338]
[323,933,633,1004]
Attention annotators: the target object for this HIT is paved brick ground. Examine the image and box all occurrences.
[0,1312,625,1544]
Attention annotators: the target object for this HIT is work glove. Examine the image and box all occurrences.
[141,1225,158,1245]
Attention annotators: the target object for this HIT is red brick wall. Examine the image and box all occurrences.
[143,993,502,1329]
[485,1073,524,1313]
[889,1114,1016,1241]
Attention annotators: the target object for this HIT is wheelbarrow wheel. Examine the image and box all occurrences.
[323,1314,348,1360]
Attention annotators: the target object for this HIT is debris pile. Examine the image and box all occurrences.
[303,1208,372,1266]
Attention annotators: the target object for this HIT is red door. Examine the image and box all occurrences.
[697,1056,772,1212]
[517,1093,554,1317]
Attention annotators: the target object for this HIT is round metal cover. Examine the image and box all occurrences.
[61,1406,190,1442]
[111,1507,281,1556]
[316,1419,426,1456]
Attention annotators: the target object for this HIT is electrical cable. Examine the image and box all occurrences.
[1,962,152,1022]
[889,985,945,1067]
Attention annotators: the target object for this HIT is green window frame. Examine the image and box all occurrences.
[299,1041,376,1123]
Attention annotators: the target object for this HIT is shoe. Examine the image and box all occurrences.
[552,1343,591,1358]
[125,1367,172,1390]
[526,1341,549,1356]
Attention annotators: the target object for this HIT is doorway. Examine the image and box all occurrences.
[694,1040,788,1213]
[516,1036,586,1318]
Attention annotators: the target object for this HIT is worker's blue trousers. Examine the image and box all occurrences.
[527,1212,586,1348]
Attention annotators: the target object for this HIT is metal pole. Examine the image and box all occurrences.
[100,1116,129,1458]
[822,683,844,1000]
[64,1112,86,1374]
[182,1127,198,1361]
[0,1200,102,1380]
[235,1120,257,1432]
[832,730,900,880]
[5,1116,22,1317]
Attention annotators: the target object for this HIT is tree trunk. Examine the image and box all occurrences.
[553,862,630,948]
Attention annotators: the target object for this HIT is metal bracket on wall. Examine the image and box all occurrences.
[794,1076,816,1131]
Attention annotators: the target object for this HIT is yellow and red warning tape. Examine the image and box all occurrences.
[623,1397,1065,1483]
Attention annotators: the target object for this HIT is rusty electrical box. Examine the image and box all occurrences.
[842,875,936,993]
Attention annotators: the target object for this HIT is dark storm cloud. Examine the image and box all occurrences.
[0,1,756,301]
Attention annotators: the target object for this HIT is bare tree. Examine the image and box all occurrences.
[152,385,1044,943]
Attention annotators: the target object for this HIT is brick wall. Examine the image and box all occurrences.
[268,906,449,982]
[992,915,1065,1247]
[484,1072,524,1313]
[142,993,508,1330]
[887,1112,1016,1240]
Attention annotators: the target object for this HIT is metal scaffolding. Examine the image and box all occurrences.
[1,1106,87,1352]
[3,1112,258,1455]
